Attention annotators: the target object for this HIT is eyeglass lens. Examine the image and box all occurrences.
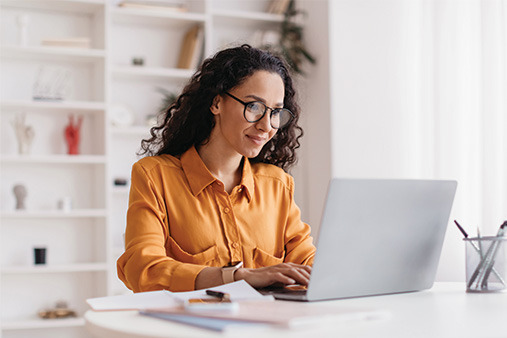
[244,102,292,129]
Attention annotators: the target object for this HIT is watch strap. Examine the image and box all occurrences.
[222,268,236,284]
[221,261,243,284]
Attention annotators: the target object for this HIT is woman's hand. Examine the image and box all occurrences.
[234,263,312,288]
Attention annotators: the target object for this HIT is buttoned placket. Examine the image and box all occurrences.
[212,181,243,263]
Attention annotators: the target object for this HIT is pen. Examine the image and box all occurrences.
[479,221,506,288]
[206,290,230,300]
[454,220,468,238]
[477,226,484,260]
[477,226,485,288]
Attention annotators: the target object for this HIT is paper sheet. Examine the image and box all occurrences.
[86,290,177,311]
[86,280,271,311]
[171,280,273,302]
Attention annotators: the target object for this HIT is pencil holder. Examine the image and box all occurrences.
[464,237,507,293]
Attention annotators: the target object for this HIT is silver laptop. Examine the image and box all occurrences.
[261,178,457,301]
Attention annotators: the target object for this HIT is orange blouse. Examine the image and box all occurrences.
[117,146,315,292]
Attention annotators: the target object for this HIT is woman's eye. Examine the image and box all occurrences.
[247,102,264,113]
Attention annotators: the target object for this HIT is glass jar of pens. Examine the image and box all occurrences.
[457,221,507,293]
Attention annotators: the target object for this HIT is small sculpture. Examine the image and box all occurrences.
[114,178,128,186]
[11,114,35,154]
[13,184,27,210]
[57,196,72,212]
[132,57,144,66]
[33,66,71,101]
[38,301,77,319]
[34,247,47,265]
[64,115,83,155]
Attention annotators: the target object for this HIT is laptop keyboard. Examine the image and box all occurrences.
[258,285,308,296]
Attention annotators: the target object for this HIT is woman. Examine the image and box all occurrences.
[117,45,315,292]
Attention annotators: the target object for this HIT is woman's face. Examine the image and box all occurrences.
[210,70,284,159]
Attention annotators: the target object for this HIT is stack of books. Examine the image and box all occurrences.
[177,25,204,70]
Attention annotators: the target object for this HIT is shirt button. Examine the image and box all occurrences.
[232,242,239,249]
[224,207,230,214]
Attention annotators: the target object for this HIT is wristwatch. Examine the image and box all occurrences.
[221,261,243,284]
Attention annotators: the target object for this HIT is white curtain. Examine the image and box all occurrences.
[325,0,505,280]
[401,0,507,280]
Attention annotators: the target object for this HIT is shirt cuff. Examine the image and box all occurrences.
[171,263,208,292]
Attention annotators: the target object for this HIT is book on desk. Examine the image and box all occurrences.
[141,299,387,332]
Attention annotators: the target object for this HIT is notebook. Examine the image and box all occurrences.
[260,178,457,301]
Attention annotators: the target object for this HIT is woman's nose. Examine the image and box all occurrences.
[256,109,273,132]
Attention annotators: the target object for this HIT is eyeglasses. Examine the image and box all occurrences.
[225,92,294,129]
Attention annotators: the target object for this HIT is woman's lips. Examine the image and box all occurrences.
[246,134,266,145]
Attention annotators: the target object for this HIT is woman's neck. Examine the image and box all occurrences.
[197,143,243,194]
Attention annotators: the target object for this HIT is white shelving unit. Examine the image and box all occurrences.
[0,0,107,337]
[0,0,289,336]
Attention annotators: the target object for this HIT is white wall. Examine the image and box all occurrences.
[293,0,331,236]
[329,0,423,179]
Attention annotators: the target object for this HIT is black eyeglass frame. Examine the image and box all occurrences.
[224,92,294,129]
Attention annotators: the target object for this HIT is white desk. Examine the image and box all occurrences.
[85,283,507,338]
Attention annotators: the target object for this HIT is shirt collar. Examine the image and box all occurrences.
[181,146,255,202]
[240,158,254,202]
[181,146,216,197]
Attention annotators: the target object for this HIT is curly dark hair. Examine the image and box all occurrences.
[139,44,303,171]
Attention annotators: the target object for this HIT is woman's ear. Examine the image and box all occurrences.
[210,95,221,115]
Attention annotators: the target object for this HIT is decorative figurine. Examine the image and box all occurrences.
[64,115,83,155]
[132,57,144,66]
[57,196,73,212]
[34,247,47,265]
[38,301,77,319]
[13,184,27,210]
[114,178,128,186]
[11,114,35,155]
[33,66,71,101]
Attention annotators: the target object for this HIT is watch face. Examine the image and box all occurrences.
[224,261,242,268]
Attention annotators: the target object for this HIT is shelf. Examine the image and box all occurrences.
[0,45,106,63]
[112,65,194,80]
[0,0,105,14]
[0,209,107,218]
[1,317,85,330]
[0,99,106,113]
[0,154,106,164]
[112,185,130,194]
[212,9,284,23]
[111,7,206,28]
[1,262,108,274]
